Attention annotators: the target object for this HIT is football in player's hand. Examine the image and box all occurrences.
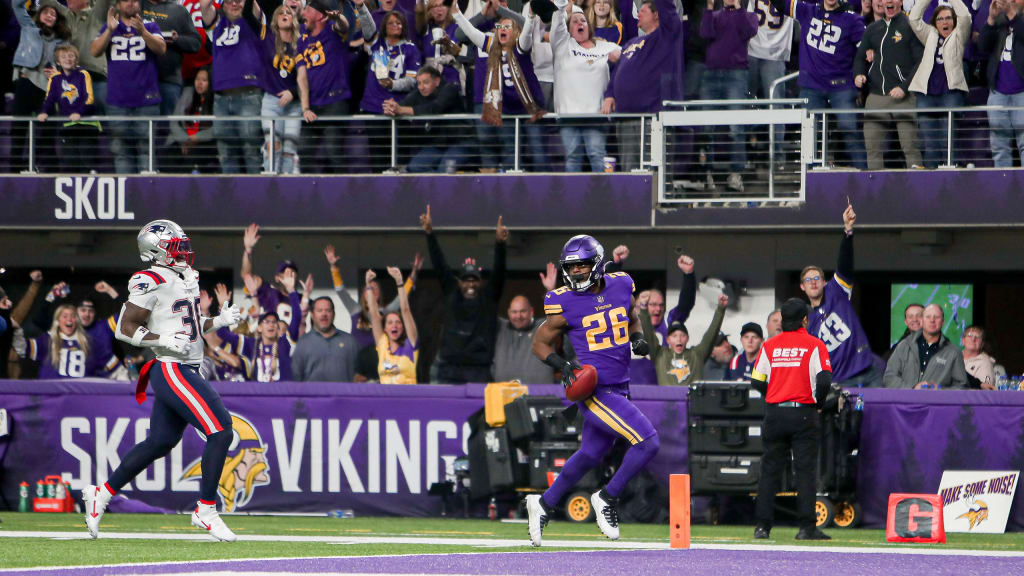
[566,364,598,402]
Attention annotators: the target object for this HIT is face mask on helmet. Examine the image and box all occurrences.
[559,235,605,293]
[160,237,194,268]
[561,259,598,292]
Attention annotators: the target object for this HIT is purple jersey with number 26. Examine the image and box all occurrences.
[544,272,635,387]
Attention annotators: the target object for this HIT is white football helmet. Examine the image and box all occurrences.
[137,219,194,270]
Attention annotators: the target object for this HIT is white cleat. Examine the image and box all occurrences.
[525,494,549,547]
[192,503,237,542]
[82,485,110,539]
[591,489,620,540]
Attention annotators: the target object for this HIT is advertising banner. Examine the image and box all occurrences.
[938,470,1019,533]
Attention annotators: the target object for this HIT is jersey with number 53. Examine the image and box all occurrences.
[806,271,872,382]
[544,272,635,387]
[779,0,864,92]
[124,267,204,365]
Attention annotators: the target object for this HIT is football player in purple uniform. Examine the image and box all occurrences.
[526,235,659,546]
[800,204,879,387]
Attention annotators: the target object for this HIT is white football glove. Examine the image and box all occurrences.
[212,304,242,330]
[158,332,190,354]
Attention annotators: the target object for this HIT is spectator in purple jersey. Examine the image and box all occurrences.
[215,280,301,381]
[980,0,1024,168]
[800,204,880,387]
[92,0,166,174]
[143,0,201,116]
[603,0,684,171]
[42,0,113,114]
[168,66,218,172]
[453,1,545,169]
[908,0,971,168]
[383,65,471,172]
[298,0,373,174]
[360,9,421,171]
[262,5,302,174]
[78,282,126,378]
[589,0,623,44]
[239,223,308,332]
[37,44,101,174]
[771,0,867,169]
[15,304,97,379]
[200,0,265,174]
[10,0,71,173]
[700,0,758,192]
[415,0,462,92]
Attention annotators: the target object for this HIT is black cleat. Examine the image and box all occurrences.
[795,527,831,541]
[754,526,770,540]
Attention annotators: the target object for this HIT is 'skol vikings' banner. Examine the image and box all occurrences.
[0,175,653,229]
[938,470,1019,533]
[1,382,1023,530]
[0,381,685,517]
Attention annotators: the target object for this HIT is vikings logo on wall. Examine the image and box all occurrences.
[181,414,271,512]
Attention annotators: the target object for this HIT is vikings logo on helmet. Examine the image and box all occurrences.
[957,500,989,530]
[559,234,605,293]
[181,413,271,512]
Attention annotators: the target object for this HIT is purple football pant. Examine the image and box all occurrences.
[542,385,660,507]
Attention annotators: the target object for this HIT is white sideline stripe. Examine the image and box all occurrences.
[1,531,1023,563]
[165,364,218,433]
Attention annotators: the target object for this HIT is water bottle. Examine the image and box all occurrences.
[488,497,497,520]
[18,482,29,512]
[328,509,355,519]
[996,375,1009,391]
[854,396,864,411]
[126,359,140,382]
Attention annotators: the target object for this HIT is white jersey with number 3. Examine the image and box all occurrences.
[125,266,204,365]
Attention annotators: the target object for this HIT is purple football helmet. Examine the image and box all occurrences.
[559,235,605,292]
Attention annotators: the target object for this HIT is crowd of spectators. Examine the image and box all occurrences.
[0,207,1011,390]
[9,0,1024,174]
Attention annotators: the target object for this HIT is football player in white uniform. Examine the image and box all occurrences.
[82,219,241,542]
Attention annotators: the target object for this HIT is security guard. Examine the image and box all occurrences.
[750,298,834,541]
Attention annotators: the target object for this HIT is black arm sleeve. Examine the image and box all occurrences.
[836,231,853,283]
[751,377,767,396]
[676,271,696,324]
[490,241,507,303]
[815,370,833,408]
[604,260,623,273]
[426,232,455,295]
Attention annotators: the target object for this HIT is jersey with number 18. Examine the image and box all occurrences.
[544,272,635,387]
[123,268,204,365]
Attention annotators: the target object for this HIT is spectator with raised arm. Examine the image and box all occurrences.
[854,0,924,170]
[420,204,508,383]
[92,0,166,174]
[908,0,971,168]
[168,66,217,173]
[642,293,729,387]
[14,304,109,379]
[551,0,621,172]
[980,0,1024,168]
[298,0,374,173]
[383,65,469,172]
[800,204,879,387]
[366,267,419,384]
[216,280,301,382]
[200,0,264,174]
[453,0,545,170]
[37,44,100,174]
[700,0,758,192]
[360,7,421,172]
[199,287,252,381]
[42,0,112,111]
[629,253,698,384]
[324,243,416,350]
[603,0,684,172]
[10,0,71,173]
[770,0,867,169]
[415,0,463,93]
[240,223,308,333]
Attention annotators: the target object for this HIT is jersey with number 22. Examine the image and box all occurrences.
[785,0,864,92]
[544,272,635,387]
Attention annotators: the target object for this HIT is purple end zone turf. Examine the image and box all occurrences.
[6,549,1022,576]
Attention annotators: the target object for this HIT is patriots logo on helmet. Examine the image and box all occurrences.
[148,224,166,233]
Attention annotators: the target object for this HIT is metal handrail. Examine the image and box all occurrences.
[663,98,807,108]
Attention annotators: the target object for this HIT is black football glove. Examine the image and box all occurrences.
[546,353,582,389]
[630,332,649,356]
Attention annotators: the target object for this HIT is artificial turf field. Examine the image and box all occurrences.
[2,512,1024,575]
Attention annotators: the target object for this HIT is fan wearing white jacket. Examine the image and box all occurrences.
[551,0,621,172]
